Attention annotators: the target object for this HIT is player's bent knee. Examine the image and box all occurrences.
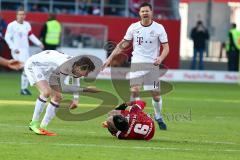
[131,87,140,97]
[151,91,160,101]
[51,95,62,103]
[131,85,140,92]
[42,89,51,98]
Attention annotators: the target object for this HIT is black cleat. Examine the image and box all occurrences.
[20,89,32,95]
[155,118,167,130]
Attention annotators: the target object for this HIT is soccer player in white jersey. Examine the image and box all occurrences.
[25,50,100,136]
[103,2,169,130]
[5,7,44,95]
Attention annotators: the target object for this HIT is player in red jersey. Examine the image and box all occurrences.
[102,100,155,140]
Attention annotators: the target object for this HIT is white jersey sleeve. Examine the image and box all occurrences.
[5,23,15,50]
[27,22,42,46]
[124,24,134,41]
[158,25,168,43]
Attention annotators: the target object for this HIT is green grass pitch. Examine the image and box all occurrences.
[0,73,240,160]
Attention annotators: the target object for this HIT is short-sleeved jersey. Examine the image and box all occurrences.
[124,21,168,63]
[116,100,155,140]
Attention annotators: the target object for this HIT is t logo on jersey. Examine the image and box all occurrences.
[137,37,143,45]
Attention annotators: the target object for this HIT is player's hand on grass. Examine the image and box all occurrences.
[84,86,101,93]
[7,59,23,70]
[102,121,108,128]
[69,99,78,110]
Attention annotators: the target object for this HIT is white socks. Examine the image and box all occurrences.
[40,101,59,128]
[32,95,48,121]
[152,97,163,120]
[21,71,29,90]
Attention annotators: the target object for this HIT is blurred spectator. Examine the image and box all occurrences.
[92,6,100,15]
[104,0,125,16]
[0,14,7,56]
[129,0,148,17]
[190,21,209,70]
[225,23,240,71]
[30,4,41,12]
[40,14,62,50]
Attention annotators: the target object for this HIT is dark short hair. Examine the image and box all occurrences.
[73,57,95,72]
[139,2,152,11]
[113,115,129,132]
[17,7,25,13]
[231,23,236,29]
[49,13,56,20]
[197,20,203,26]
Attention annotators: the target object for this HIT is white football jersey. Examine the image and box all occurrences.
[5,20,42,52]
[124,21,168,63]
[25,50,73,78]
[25,50,80,98]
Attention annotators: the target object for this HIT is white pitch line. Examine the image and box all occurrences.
[0,96,240,107]
[0,141,239,153]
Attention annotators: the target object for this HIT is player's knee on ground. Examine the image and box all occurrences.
[151,90,160,101]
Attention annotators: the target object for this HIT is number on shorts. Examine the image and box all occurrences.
[134,124,149,135]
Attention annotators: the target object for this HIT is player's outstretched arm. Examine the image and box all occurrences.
[83,86,102,93]
[102,39,131,70]
[0,57,11,67]
[0,57,23,70]
[29,34,44,49]
[59,74,101,93]
[69,77,80,109]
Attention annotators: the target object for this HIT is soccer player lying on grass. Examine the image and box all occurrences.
[102,100,155,140]
[24,50,101,136]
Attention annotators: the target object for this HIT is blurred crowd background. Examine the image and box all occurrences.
[0,0,240,71]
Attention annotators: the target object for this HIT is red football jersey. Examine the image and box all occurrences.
[115,100,155,140]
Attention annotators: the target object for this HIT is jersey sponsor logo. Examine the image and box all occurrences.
[137,37,143,45]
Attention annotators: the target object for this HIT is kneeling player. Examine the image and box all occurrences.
[102,100,155,140]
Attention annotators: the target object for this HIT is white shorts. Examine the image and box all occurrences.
[130,63,160,91]
[11,49,29,63]
[24,60,47,86]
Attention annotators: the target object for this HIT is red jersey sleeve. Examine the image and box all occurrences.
[28,30,33,36]
[129,100,146,113]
